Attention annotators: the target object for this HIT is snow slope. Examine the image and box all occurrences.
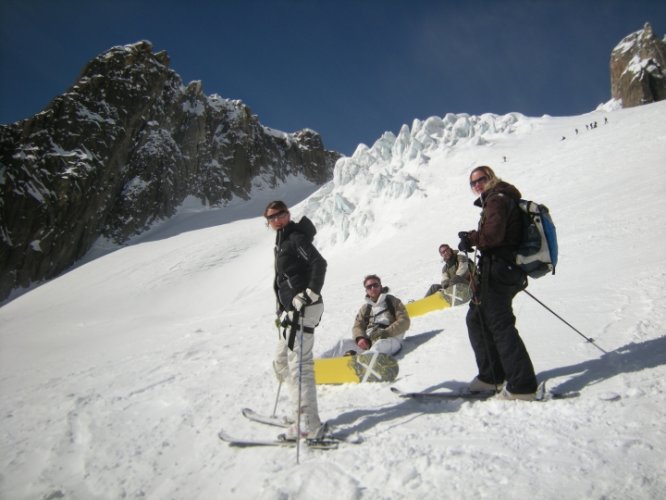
[1,101,666,500]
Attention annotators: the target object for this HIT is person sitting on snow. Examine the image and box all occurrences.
[424,244,472,305]
[351,274,411,356]
[321,274,410,358]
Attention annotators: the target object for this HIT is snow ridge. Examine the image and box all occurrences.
[305,112,528,245]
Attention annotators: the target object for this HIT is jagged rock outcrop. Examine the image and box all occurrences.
[0,41,340,301]
[610,23,666,107]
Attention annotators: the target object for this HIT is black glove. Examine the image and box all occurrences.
[458,231,474,253]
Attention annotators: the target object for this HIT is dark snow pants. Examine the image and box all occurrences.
[466,256,537,394]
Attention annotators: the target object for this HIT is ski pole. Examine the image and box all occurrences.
[472,257,501,394]
[271,381,282,418]
[272,318,283,418]
[296,313,305,465]
[522,289,608,354]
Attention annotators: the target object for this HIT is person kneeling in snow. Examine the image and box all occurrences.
[424,243,472,306]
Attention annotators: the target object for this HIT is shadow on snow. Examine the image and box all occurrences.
[328,334,666,436]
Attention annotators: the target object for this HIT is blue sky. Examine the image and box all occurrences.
[1,0,664,155]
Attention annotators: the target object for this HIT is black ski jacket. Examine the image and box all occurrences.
[273,216,327,311]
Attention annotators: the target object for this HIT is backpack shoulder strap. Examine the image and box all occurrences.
[363,303,372,324]
[385,294,397,318]
[364,295,397,325]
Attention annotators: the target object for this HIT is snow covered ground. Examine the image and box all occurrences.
[1,100,666,499]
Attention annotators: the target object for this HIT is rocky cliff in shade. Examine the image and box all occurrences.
[0,41,340,301]
[610,23,666,107]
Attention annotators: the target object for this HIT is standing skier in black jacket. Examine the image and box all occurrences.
[264,200,327,438]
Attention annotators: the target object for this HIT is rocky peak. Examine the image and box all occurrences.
[0,41,340,302]
[610,23,666,107]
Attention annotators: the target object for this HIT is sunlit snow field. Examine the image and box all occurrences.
[1,101,665,499]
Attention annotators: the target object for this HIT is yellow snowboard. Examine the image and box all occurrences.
[314,352,399,384]
[405,291,451,318]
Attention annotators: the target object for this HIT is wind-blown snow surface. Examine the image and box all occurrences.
[2,101,666,499]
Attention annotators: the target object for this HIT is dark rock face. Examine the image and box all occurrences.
[0,41,340,301]
[610,23,666,107]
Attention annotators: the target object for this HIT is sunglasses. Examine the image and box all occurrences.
[365,282,381,290]
[266,210,288,222]
[470,175,488,187]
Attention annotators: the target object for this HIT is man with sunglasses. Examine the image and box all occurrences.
[424,243,472,305]
[457,166,537,401]
[264,200,327,439]
[348,275,410,356]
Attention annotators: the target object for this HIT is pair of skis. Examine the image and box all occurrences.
[391,381,579,401]
[217,408,343,449]
[219,382,579,448]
